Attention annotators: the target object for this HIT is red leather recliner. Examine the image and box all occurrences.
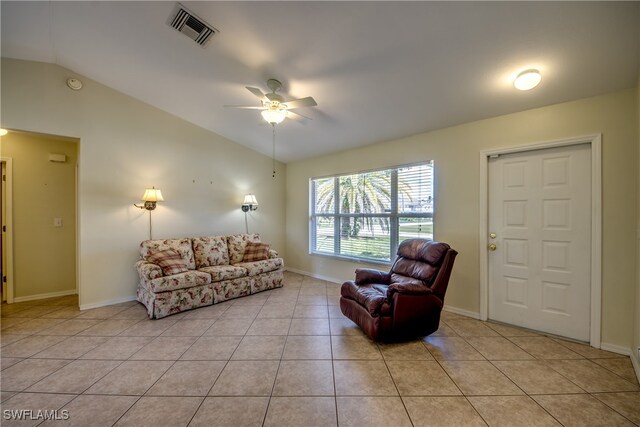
[340,239,457,341]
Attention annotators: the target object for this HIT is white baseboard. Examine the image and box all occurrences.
[285,267,343,285]
[13,289,77,303]
[442,305,481,320]
[600,342,631,356]
[80,295,137,311]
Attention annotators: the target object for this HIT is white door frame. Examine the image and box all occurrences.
[479,134,602,347]
[1,157,14,304]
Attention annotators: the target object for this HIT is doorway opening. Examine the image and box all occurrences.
[1,130,79,304]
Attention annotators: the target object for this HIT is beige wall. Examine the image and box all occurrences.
[634,75,640,374]
[0,132,77,299]
[287,89,638,350]
[1,58,286,309]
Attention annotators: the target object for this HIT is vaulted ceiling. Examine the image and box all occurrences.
[2,1,639,162]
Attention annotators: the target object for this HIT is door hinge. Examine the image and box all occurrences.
[2,174,5,181]
[2,225,5,232]
[3,276,6,283]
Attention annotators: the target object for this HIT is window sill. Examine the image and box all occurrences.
[309,251,392,267]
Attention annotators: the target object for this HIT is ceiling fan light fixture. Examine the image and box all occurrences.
[514,69,542,91]
[261,109,286,124]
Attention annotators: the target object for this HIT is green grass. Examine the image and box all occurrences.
[314,219,433,261]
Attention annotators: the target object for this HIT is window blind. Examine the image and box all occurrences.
[310,161,434,263]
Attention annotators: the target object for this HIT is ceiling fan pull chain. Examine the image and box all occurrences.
[272,123,276,178]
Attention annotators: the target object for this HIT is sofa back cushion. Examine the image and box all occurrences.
[227,233,261,264]
[193,236,229,268]
[140,238,196,270]
[146,249,190,276]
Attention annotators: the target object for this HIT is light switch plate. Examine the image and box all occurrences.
[54,218,63,227]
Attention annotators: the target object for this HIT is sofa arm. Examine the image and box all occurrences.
[268,249,279,259]
[355,268,391,285]
[388,282,433,297]
[135,259,163,282]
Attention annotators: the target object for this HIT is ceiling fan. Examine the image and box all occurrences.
[225,79,317,124]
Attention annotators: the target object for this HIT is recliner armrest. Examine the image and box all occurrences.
[355,268,391,285]
[388,282,434,297]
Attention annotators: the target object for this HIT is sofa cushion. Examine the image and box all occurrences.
[242,242,270,262]
[141,238,196,270]
[235,258,283,277]
[198,265,248,282]
[193,236,229,268]
[147,249,190,276]
[227,233,260,264]
[341,281,391,316]
[146,270,211,293]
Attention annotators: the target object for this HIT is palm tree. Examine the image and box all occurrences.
[314,178,335,214]
[339,172,390,237]
[315,171,411,238]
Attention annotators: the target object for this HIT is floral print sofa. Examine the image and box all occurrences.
[135,234,284,319]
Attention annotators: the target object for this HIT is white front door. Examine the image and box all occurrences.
[488,143,591,341]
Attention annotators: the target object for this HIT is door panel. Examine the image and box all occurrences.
[488,144,591,341]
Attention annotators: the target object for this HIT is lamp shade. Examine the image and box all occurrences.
[142,188,164,202]
[261,109,286,124]
[243,194,258,206]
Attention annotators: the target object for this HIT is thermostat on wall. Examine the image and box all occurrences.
[49,153,67,163]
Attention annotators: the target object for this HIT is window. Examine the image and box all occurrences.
[310,161,434,263]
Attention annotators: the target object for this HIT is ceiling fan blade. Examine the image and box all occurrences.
[282,96,317,109]
[223,105,265,109]
[245,86,268,101]
[287,110,312,122]
[265,93,282,102]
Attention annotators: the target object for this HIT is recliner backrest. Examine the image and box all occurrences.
[390,239,450,286]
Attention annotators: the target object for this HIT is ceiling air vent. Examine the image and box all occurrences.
[169,3,218,47]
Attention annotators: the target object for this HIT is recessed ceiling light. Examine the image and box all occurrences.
[0,129,8,136]
[514,69,541,91]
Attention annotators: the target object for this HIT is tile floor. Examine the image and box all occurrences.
[1,271,639,426]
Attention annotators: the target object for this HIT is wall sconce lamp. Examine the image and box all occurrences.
[242,194,258,233]
[134,187,164,240]
[241,194,258,212]
[134,187,164,211]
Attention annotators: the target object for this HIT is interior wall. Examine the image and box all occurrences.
[634,73,640,374]
[286,89,637,350]
[0,132,77,299]
[1,58,286,309]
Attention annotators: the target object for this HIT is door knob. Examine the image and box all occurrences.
[488,243,497,251]
[489,232,497,239]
